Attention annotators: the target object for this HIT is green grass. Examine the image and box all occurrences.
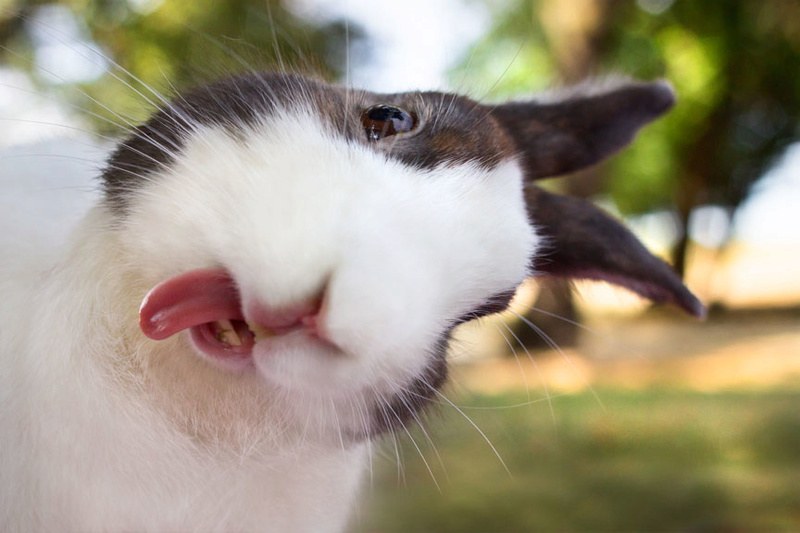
[357,390,800,532]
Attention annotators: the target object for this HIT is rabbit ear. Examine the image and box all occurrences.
[526,186,706,317]
[490,81,675,180]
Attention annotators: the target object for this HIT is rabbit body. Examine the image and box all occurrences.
[1,72,700,531]
[0,75,535,531]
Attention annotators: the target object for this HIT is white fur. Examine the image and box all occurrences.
[0,110,537,531]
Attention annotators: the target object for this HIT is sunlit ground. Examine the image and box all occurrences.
[358,389,799,532]
[358,246,800,532]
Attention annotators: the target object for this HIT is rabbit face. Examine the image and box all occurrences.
[112,74,536,438]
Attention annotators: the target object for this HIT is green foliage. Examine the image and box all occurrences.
[0,0,349,133]
[460,1,800,217]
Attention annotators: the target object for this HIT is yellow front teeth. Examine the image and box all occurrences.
[213,320,277,347]
[246,321,277,341]
[214,319,242,347]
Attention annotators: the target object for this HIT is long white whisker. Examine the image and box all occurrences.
[342,6,351,137]
[351,396,374,489]
[6,14,238,181]
[385,402,441,493]
[265,1,286,72]
[396,390,449,484]
[327,397,347,455]
[401,386,566,411]
[478,38,527,103]
[0,82,134,135]
[0,117,116,144]
[456,395,569,410]
[515,301,600,334]
[19,12,184,116]
[492,321,532,401]
[0,119,197,196]
[187,29,260,75]
[429,386,512,478]
[0,44,142,131]
[498,320,557,427]
[510,310,606,411]
[382,403,406,489]
[0,42,205,177]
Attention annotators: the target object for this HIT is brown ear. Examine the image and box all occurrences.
[526,186,705,317]
[490,81,675,180]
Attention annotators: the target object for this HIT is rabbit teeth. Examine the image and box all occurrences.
[212,320,277,346]
[247,321,277,341]
[214,320,242,347]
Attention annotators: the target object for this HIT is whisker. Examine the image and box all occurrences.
[0,44,140,129]
[515,300,600,335]
[385,401,442,493]
[449,32,481,96]
[9,13,240,177]
[353,396,375,489]
[265,1,286,73]
[429,386,512,478]
[456,394,569,410]
[477,38,528,103]
[395,388,450,484]
[186,28,261,77]
[0,118,198,198]
[492,321,533,401]
[513,299,650,362]
[342,12,351,137]
[509,310,606,411]
[0,43,200,174]
[0,82,133,135]
[0,153,103,165]
[401,385,563,411]
[498,320,557,427]
[328,396,347,454]
[0,117,116,143]
[384,405,407,489]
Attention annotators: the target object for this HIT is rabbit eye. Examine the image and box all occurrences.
[361,104,416,141]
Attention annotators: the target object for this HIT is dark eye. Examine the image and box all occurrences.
[361,104,417,141]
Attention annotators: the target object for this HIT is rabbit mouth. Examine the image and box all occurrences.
[139,268,329,367]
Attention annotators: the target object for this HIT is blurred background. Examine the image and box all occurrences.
[1,0,799,531]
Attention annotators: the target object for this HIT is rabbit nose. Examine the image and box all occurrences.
[244,295,325,335]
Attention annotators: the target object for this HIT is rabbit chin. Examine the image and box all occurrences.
[249,325,440,403]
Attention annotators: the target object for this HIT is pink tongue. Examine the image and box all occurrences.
[139,269,243,341]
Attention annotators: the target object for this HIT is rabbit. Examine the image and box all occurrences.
[0,71,704,532]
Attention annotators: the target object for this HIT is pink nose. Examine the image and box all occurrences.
[245,298,323,332]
